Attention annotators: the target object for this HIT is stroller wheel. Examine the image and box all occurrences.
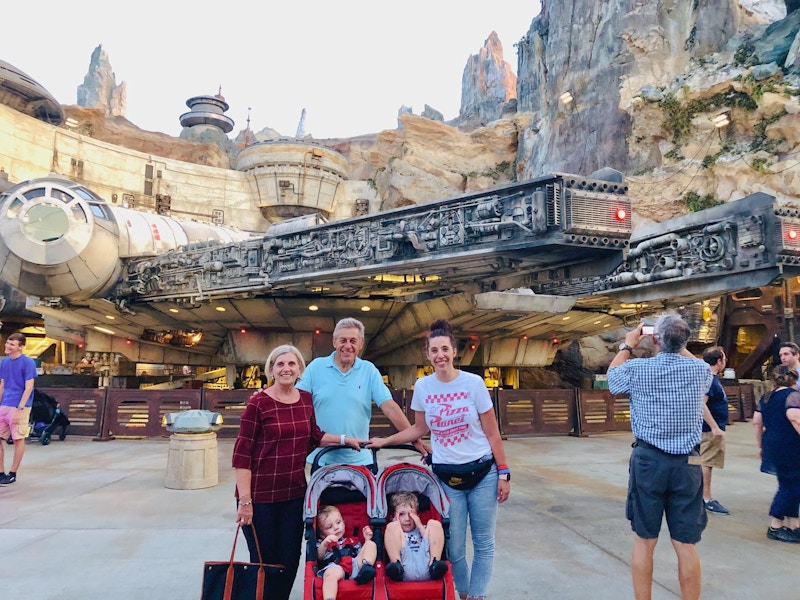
[41,433,52,446]
[59,429,67,441]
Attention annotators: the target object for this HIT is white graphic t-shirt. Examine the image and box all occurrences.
[404,527,424,553]
[410,370,493,464]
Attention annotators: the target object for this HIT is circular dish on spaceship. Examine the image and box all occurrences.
[0,60,64,125]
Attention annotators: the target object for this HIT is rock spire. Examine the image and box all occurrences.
[77,45,126,117]
[459,32,517,129]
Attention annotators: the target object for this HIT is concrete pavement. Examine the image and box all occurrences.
[0,422,797,599]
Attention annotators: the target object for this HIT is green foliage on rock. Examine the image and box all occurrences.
[734,43,758,67]
[661,94,693,142]
[750,110,788,153]
[750,157,773,174]
[701,138,736,169]
[664,148,684,161]
[683,191,720,212]
[661,91,756,143]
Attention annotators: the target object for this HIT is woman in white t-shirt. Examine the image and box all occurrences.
[369,319,510,600]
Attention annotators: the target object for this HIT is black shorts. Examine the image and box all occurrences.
[626,444,707,544]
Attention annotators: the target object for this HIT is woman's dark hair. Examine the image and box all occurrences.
[427,319,456,349]
[770,364,799,393]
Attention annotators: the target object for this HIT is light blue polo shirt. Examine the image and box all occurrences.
[296,351,392,466]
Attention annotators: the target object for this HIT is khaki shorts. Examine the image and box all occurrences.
[698,431,725,469]
[0,406,31,441]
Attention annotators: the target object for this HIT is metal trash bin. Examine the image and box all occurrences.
[163,410,223,490]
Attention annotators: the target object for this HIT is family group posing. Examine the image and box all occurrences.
[231,317,508,600]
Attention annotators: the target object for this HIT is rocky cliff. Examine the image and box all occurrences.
[515,0,799,224]
[62,2,800,229]
[77,45,126,118]
[329,112,524,210]
[515,0,744,178]
[458,31,517,129]
[61,106,232,168]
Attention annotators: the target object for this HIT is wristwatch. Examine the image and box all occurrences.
[618,343,634,354]
[498,472,510,481]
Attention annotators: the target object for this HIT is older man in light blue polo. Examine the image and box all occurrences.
[297,317,423,467]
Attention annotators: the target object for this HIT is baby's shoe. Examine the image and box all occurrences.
[353,562,376,585]
[386,560,404,582]
[429,559,448,580]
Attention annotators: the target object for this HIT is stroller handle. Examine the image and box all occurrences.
[310,443,425,474]
[311,444,380,474]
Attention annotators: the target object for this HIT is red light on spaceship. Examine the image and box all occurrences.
[522,334,528,340]
[789,229,798,240]
[469,344,477,351]
[615,208,627,221]
[315,329,321,335]
[552,337,559,344]
[240,328,246,334]
[126,339,132,345]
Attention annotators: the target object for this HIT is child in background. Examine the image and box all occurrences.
[384,492,448,582]
[316,505,377,599]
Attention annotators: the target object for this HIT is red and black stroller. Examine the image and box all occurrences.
[376,452,455,600]
[302,460,382,600]
[302,445,456,600]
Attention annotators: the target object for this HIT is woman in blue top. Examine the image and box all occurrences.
[753,365,800,543]
[369,319,510,600]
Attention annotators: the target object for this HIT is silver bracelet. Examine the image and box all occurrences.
[340,434,346,446]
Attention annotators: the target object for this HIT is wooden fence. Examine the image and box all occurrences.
[34,382,756,441]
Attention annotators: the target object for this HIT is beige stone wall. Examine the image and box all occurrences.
[0,104,267,232]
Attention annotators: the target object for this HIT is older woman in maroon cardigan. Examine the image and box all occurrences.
[233,344,361,600]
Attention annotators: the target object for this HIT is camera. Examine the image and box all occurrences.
[641,325,654,336]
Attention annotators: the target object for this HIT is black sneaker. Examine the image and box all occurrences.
[767,526,800,543]
[353,562,376,585]
[0,473,15,485]
[428,559,448,580]
[704,499,729,515]
[385,560,404,582]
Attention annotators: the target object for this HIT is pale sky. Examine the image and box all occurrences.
[3,1,541,139]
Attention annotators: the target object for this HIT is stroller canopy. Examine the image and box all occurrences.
[303,464,381,521]
[376,463,450,520]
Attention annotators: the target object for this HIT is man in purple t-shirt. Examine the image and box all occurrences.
[0,332,38,485]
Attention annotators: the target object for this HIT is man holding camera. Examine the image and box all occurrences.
[608,315,712,600]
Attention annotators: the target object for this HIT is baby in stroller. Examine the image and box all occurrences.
[303,448,456,600]
[316,504,378,599]
[384,492,448,583]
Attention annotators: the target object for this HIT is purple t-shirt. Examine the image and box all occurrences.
[0,354,37,407]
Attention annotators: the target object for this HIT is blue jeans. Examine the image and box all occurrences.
[439,463,498,599]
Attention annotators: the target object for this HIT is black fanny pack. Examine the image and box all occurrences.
[432,457,494,490]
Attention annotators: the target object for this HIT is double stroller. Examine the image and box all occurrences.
[302,446,456,600]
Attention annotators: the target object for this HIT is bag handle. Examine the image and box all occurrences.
[224,524,265,600]
[228,524,264,564]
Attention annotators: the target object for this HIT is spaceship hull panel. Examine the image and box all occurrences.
[0,177,253,302]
